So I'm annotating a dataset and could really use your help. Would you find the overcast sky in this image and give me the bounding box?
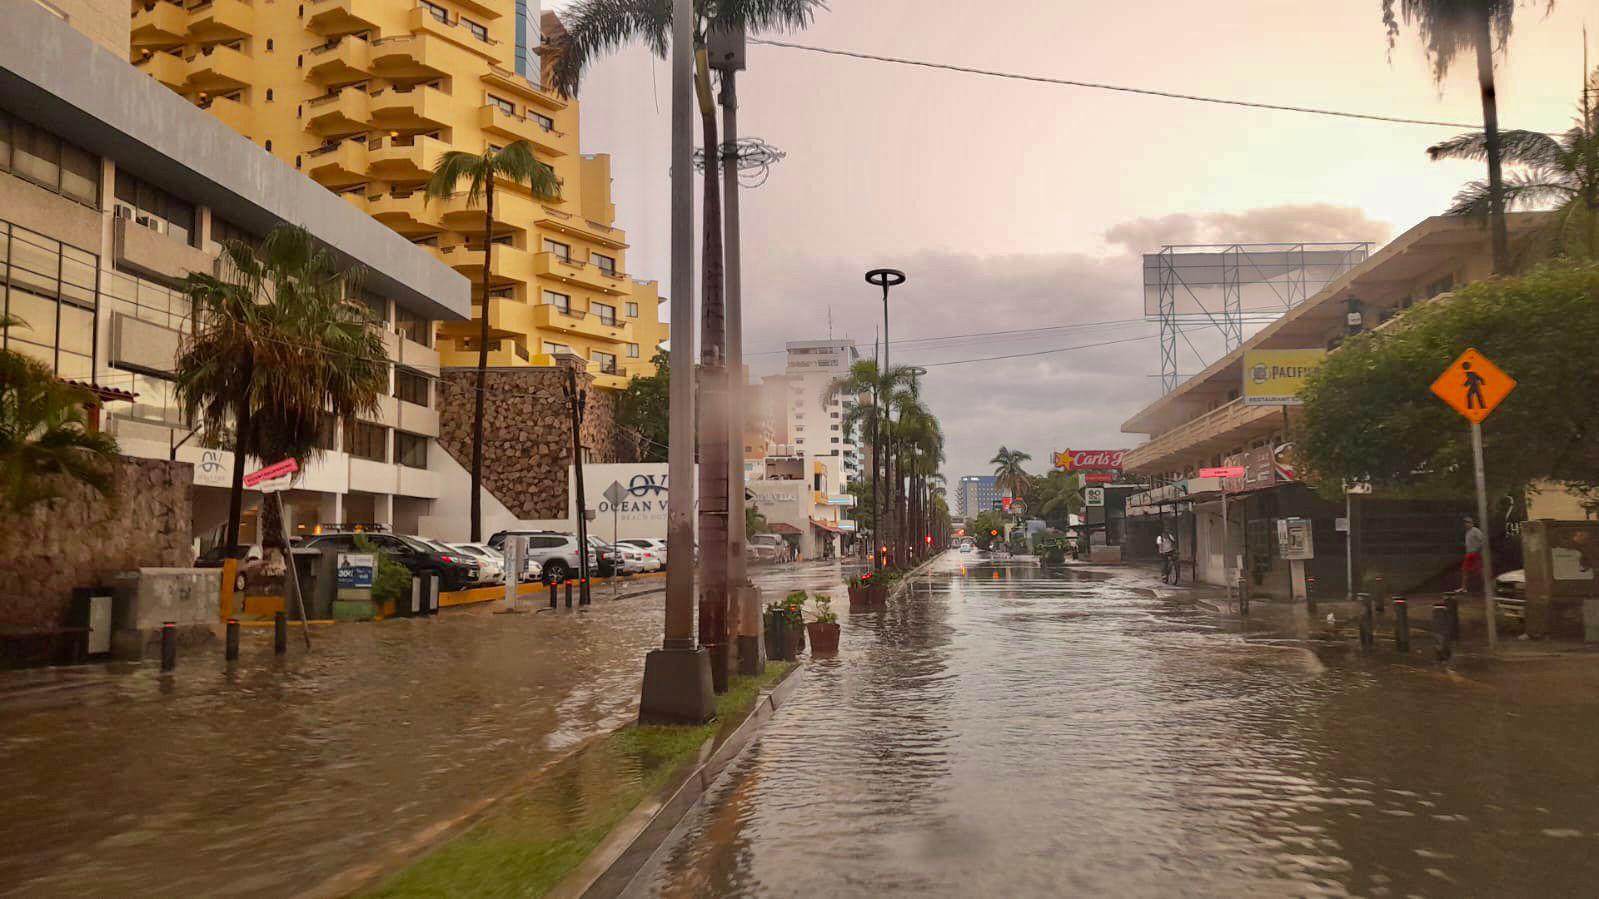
[549,0,1591,481]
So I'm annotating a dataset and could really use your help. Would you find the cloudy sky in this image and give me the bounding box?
[549,0,1590,479]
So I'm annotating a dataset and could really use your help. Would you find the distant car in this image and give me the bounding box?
[959,543,974,554]
[747,533,787,563]
[616,538,667,570]
[488,531,596,583]
[196,543,265,592]
[611,542,649,574]
[302,532,478,591]
[447,542,509,586]
[1496,568,1525,600]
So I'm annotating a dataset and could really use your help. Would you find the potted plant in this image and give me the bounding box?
[806,594,840,654]
[848,571,874,608]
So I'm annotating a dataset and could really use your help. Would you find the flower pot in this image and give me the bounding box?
[764,613,787,661]
[848,584,872,608]
[792,617,807,653]
[807,621,841,654]
[784,623,803,660]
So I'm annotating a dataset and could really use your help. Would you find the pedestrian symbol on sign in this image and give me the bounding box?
[1430,348,1515,424]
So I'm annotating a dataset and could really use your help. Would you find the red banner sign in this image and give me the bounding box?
[243,458,299,488]
[1053,449,1127,471]
[1083,473,1115,484]
[1199,466,1246,479]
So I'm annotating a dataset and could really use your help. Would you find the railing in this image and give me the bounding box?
[307,33,367,54]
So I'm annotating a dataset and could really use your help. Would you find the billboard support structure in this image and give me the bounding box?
[1145,242,1371,394]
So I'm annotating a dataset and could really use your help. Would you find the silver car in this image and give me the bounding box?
[487,531,596,583]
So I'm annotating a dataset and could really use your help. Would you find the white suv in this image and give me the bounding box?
[488,531,596,583]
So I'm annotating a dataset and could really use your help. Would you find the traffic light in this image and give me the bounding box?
[990,529,998,536]
[925,535,933,544]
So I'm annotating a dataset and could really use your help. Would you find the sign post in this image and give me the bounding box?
[1200,467,1247,606]
[604,481,627,601]
[1430,348,1515,650]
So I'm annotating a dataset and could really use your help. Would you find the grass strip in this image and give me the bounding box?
[367,662,793,898]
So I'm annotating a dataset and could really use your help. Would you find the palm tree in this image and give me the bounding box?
[1427,65,1599,260]
[425,141,561,542]
[825,360,907,566]
[990,446,1032,503]
[1383,0,1555,274]
[0,315,119,513]
[178,225,389,551]
[1031,469,1083,530]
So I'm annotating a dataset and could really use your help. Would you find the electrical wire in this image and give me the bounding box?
[748,37,1543,131]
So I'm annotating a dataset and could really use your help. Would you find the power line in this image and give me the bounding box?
[748,37,1510,130]
[917,333,1157,368]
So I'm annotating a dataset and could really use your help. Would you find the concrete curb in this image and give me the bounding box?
[886,554,943,602]
[554,663,806,899]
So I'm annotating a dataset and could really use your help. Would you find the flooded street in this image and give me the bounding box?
[642,555,1599,897]
[0,563,849,898]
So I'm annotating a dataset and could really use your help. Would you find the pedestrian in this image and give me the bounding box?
[1460,515,1485,593]
[1157,531,1178,584]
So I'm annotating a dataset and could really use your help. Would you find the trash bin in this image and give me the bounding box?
[290,547,334,620]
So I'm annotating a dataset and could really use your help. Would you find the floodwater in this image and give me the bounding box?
[0,562,846,898]
[639,555,1599,898]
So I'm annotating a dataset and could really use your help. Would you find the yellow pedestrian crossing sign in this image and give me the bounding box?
[1431,348,1515,423]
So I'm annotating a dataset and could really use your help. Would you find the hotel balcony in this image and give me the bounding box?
[370,83,451,132]
[303,86,371,136]
[367,190,444,237]
[531,302,631,344]
[437,336,531,368]
[197,94,252,135]
[588,363,628,391]
[304,136,369,186]
[134,48,188,91]
[367,132,448,180]
[336,186,369,213]
[305,34,372,84]
[482,64,568,113]
[434,189,527,236]
[369,33,451,81]
[477,104,567,158]
[533,251,629,296]
[185,43,250,93]
[1120,397,1282,476]
[536,205,627,251]
[305,0,381,37]
[451,0,501,20]
[185,0,252,41]
[408,6,497,60]
[131,1,186,49]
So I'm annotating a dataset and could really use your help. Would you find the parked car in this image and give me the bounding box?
[487,531,596,583]
[610,542,650,575]
[196,543,265,592]
[586,536,628,577]
[446,542,509,586]
[747,533,788,563]
[616,538,666,571]
[302,532,478,592]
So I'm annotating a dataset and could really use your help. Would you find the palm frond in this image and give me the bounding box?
[1427,129,1564,167]
[549,0,673,98]
[493,141,563,199]
[1444,172,1576,218]
[425,151,490,206]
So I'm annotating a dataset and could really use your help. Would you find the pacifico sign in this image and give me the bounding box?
[1053,449,1127,472]
[1242,348,1325,406]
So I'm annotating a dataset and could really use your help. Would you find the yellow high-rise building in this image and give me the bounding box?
[127,0,667,390]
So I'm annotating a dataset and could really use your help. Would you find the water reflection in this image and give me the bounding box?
[642,556,1599,897]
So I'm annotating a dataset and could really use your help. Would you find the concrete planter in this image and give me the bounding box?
[806,621,840,654]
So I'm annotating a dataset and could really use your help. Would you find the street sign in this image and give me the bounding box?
[243,457,299,488]
[1430,348,1515,423]
[603,480,627,507]
[1084,473,1115,484]
[256,474,294,494]
[1198,466,1246,479]
[1084,487,1105,507]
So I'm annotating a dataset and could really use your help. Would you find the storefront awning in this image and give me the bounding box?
[810,518,846,535]
[769,522,802,535]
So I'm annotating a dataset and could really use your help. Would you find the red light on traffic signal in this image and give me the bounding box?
[924,536,932,544]
[990,529,998,536]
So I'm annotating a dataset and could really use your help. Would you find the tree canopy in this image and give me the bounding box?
[1296,264,1599,499]
[617,350,669,462]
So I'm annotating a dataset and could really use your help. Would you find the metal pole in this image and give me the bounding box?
[277,492,311,648]
[614,502,620,602]
[1345,488,1354,602]
[1471,422,1499,649]
[1221,485,1231,607]
[661,0,697,652]
[722,67,749,595]
[568,369,591,605]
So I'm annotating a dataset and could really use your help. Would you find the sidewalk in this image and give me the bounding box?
[0,559,853,898]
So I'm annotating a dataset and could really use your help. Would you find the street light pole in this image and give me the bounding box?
[638,0,714,725]
[865,268,904,568]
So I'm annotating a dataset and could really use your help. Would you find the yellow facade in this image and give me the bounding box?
[127,0,668,389]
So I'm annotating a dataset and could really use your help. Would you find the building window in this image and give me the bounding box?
[542,340,570,355]
[593,301,616,325]
[487,93,515,116]
[396,431,428,468]
[345,421,388,462]
[626,342,639,358]
[0,110,100,207]
[592,350,618,374]
[394,367,430,406]
[207,216,258,256]
[314,415,338,451]
[831,437,840,444]
[395,305,431,346]
[0,222,98,378]
[266,88,274,102]
[462,17,488,42]
[543,290,571,313]
[419,0,448,23]
[266,38,274,50]
[529,111,554,131]
[625,301,638,318]
[592,252,616,274]
[114,170,197,247]
[543,238,570,261]
[264,140,273,152]
[355,290,389,325]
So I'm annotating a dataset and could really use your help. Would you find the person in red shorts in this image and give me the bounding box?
[1460,515,1485,592]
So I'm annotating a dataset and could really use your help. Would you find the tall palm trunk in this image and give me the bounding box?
[224,356,254,549]
[1474,12,1510,273]
[695,95,731,689]
[469,181,495,542]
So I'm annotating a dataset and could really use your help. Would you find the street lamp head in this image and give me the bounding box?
[865,268,906,289]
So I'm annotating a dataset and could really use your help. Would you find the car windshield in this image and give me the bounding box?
[398,535,441,554]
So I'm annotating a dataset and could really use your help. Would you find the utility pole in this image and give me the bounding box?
[565,366,591,605]
[637,0,714,725]
[866,269,904,567]
[711,25,761,676]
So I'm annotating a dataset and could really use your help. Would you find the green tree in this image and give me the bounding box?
[1427,64,1599,261]
[969,510,1005,550]
[1296,264,1599,498]
[745,503,768,535]
[825,359,910,565]
[0,315,119,512]
[1030,469,1083,529]
[1383,0,1555,274]
[990,446,1032,501]
[425,141,561,542]
[177,225,389,550]
[617,350,670,461]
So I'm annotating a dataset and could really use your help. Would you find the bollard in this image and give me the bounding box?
[1433,603,1454,661]
[1374,576,1387,617]
[580,578,591,607]
[1393,598,1410,653]
[1306,577,1318,614]
[225,618,240,662]
[1358,594,1374,651]
[1444,592,1459,643]
[548,580,558,609]
[274,611,287,655]
[160,621,177,672]
[1237,576,1250,616]
[565,580,573,609]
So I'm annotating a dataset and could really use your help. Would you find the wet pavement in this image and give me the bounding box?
[0,562,850,898]
[639,554,1599,897]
